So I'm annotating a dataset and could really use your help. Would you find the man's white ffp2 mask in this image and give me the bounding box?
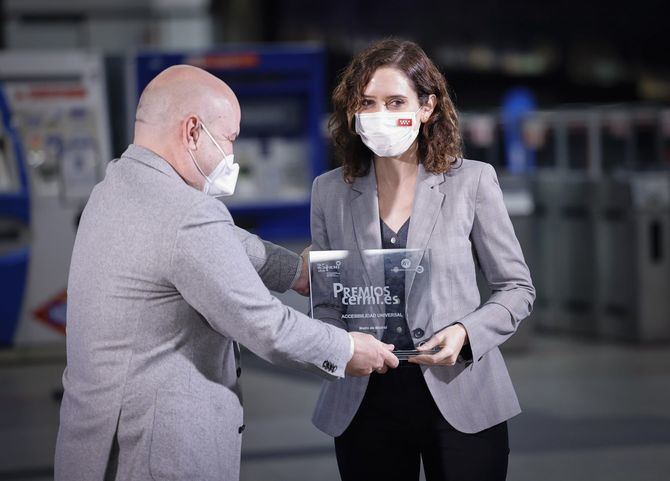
[188,122,239,197]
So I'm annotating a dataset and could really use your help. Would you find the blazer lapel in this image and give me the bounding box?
[350,162,382,252]
[406,164,445,299]
[349,164,385,329]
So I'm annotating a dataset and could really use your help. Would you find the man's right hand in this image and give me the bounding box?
[345,332,399,376]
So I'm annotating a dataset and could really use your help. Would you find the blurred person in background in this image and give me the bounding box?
[54,65,398,481]
[310,39,535,481]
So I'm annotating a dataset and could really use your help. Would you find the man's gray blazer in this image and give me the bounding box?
[54,145,351,481]
[311,159,535,436]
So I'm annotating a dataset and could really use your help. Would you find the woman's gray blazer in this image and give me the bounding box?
[311,159,536,436]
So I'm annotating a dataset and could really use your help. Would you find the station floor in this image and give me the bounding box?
[1,288,669,480]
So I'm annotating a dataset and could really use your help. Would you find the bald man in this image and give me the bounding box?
[54,65,398,481]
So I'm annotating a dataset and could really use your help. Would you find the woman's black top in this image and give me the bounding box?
[379,217,415,350]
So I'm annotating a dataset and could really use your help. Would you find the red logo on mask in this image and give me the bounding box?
[397,118,413,127]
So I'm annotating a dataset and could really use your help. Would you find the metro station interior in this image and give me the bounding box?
[0,1,668,480]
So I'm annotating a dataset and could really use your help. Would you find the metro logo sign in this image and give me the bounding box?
[397,118,413,127]
[33,290,67,335]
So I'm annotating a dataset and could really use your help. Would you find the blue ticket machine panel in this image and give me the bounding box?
[134,46,326,239]
[0,85,30,345]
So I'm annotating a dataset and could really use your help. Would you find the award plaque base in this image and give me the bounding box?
[393,347,441,361]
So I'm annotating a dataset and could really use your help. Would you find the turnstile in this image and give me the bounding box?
[533,174,599,336]
[595,174,670,342]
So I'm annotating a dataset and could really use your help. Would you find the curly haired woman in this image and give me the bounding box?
[310,38,535,481]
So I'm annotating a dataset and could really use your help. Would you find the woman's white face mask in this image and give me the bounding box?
[355,107,422,158]
[187,122,239,197]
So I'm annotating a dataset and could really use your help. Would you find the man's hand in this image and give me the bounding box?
[346,332,399,376]
[408,323,469,366]
[292,245,311,296]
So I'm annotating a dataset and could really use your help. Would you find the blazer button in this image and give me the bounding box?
[412,328,425,339]
[236,367,242,378]
[238,424,246,434]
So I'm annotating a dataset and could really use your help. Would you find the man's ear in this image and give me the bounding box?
[184,115,200,150]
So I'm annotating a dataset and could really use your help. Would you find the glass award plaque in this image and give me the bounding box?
[309,249,438,360]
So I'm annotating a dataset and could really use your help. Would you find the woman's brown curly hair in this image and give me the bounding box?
[330,38,463,182]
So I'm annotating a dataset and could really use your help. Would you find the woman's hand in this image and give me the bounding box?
[408,323,469,366]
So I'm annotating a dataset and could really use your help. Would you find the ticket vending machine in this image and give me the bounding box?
[0,51,112,345]
[132,45,327,239]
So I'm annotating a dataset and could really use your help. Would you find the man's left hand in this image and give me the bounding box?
[408,323,469,366]
[292,245,311,296]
